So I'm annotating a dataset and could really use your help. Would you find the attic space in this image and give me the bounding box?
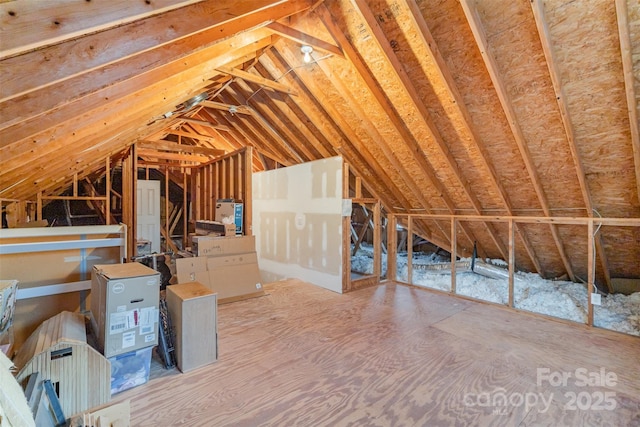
[0,0,639,425]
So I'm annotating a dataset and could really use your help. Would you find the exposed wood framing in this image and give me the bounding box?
[407,216,413,285]
[167,130,223,147]
[138,140,224,157]
[0,0,209,59]
[404,0,543,277]
[508,219,515,308]
[450,218,457,293]
[183,168,188,248]
[225,82,314,161]
[460,0,572,278]
[258,49,400,208]
[342,162,352,292]
[200,101,253,115]
[192,147,252,234]
[614,0,640,206]
[587,219,594,326]
[122,145,137,258]
[316,4,479,257]
[401,213,640,227]
[1,0,638,302]
[265,21,344,58]
[352,0,509,263]
[180,118,231,132]
[386,214,397,282]
[530,0,612,290]
[216,65,299,96]
[137,148,212,164]
[218,89,306,163]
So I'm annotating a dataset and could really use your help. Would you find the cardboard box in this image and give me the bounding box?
[175,257,209,285]
[176,253,263,303]
[193,235,255,257]
[69,399,131,427]
[109,346,152,395]
[206,252,262,301]
[91,263,160,358]
[166,282,217,372]
[194,220,235,237]
[215,201,243,235]
[0,280,18,335]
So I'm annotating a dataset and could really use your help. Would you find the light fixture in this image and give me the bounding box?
[301,45,313,63]
[229,105,238,115]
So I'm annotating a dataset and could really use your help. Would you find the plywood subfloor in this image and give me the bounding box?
[111,279,640,426]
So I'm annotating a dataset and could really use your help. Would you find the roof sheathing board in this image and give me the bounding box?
[366,0,507,213]
[255,52,403,205]
[274,32,447,212]
[633,0,640,117]
[544,0,639,217]
[260,51,416,211]
[600,226,640,281]
[0,34,272,199]
[329,0,475,211]
[475,0,585,212]
[418,0,542,213]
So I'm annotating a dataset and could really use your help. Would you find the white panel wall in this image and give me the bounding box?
[253,157,343,293]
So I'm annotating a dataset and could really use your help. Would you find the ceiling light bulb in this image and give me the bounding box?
[301,45,313,63]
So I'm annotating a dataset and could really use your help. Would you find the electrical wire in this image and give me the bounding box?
[244,53,333,105]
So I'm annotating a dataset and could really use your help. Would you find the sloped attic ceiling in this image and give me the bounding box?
[1,0,639,289]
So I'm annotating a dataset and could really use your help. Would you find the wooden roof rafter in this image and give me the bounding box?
[204,101,295,166]
[169,129,221,146]
[1,31,273,156]
[218,86,308,163]
[403,0,544,277]
[530,0,613,290]
[351,0,514,264]
[196,109,269,165]
[315,4,489,256]
[180,118,232,132]
[614,0,640,206]
[137,140,225,157]
[215,65,299,96]
[1,0,311,99]
[227,78,321,160]
[0,5,293,133]
[1,77,204,200]
[258,48,405,208]
[239,83,328,160]
[256,77,336,158]
[187,119,246,160]
[136,148,212,164]
[200,101,253,115]
[20,117,174,200]
[459,0,584,279]
[265,21,344,58]
[0,0,210,59]
[274,28,454,249]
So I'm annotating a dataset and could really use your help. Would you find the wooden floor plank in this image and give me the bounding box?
[433,301,640,397]
[110,280,639,426]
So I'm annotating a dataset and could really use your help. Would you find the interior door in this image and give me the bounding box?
[137,180,161,254]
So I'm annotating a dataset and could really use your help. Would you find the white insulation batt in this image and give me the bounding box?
[352,243,640,336]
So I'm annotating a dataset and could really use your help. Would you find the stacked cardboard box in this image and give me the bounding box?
[194,220,235,237]
[166,282,217,372]
[215,200,243,235]
[176,235,263,303]
[90,263,160,394]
